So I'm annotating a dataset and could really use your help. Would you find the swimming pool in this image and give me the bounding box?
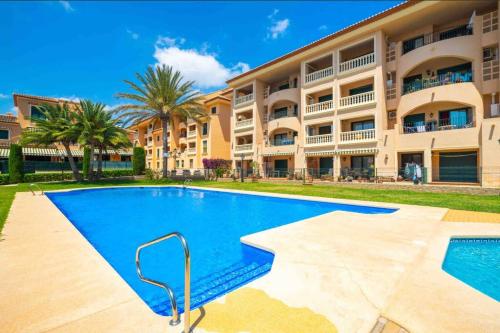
[47,187,396,315]
[442,238,500,301]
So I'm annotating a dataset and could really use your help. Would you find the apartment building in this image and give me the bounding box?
[130,88,232,171]
[0,94,132,162]
[228,0,500,187]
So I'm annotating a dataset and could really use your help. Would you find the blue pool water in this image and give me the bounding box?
[442,238,500,301]
[47,187,396,315]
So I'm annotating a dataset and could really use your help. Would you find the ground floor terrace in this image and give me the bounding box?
[0,184,498,333]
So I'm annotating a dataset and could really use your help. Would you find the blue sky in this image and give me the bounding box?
[0,1,401,114]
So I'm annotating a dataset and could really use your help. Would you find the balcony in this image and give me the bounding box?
[305,100,334,117]
[187,130,196,138]
[401,119,475,134]
[268,108,297,121]
[339,52,375,74]
[305,67,334,84]
[268,137,295,147]
[235,118,253,131]
[305,134,334,146]
[402,24,473,55]
[339,91,375,110]
[235,143,253,152]
[234,93,254,106]
[402,71,472,95]
[339,128,376,144]
[187,147,196,155]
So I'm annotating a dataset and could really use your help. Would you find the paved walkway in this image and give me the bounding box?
[1,187,499,333]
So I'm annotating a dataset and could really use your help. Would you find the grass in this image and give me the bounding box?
[1,179,499,234]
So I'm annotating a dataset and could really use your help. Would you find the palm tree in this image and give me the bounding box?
[75,100,108,181]
[96,115,131,178]
[116,65,205,177]
[21,103,82,181]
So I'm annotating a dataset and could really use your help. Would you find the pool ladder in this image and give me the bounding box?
[28,183,44,196]
[135,232,191,332]
[183,179,192,189]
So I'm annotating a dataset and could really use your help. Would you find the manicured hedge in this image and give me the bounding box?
[0,169,133,185]
[102,169,134,178]
[132,147,145,175]
[8,144,24,183]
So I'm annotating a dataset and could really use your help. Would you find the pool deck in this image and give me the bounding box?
[0,186,499,333]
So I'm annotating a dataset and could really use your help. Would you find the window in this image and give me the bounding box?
[318,125,332,135]
[156,135,160,142]
[483,46,498,62]
[273,106,288,119]
[439,107,472,128]
[349,84,373,96]
[156,162,159,169]
[176,160,180,168]
[351,120,374,131]
[351,155,374,170]
[202,140,208,154]
[0,129,9,140]
[156,149,160,158]
[202,123,208,135]
[189,159,193,168]
[181,160,184,168]
[211,106,217,114]
[318,94,333,103]
[30,105,46,120]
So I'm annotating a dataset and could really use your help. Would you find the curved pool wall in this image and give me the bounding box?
[442,238,500,302]
[47,187,397,315]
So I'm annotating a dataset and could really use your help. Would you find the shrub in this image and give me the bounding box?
[132,147,145,175]
[0,173,9,185]
[144,168,161,180]
[82,147,91,179]
[101,169,134,178]
[8,144,24,183]
[24,172,73,183]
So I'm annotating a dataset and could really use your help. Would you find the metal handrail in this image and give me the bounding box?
[28,183,44,196]
[183,178,192,188]
[135,232,191,332]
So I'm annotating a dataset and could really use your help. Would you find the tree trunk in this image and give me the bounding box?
[97,146,103,179]
[88,143,95,181]
[63,142,81,181]
[161,117,169,178]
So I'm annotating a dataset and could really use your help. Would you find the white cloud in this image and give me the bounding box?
[58,1,74,13]
[318,25,328,31]
[153,36,250,89]
[58,95,81,103]
[266,9,289,40]
[126,29,139,40]
[0,93,8,99]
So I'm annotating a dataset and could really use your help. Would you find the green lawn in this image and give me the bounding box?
[1,179,499,234]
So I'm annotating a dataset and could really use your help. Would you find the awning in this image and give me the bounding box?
[305,148,378,156]
[262,151,294,157]
[22,147,62,157]
[305,150,336,156]
[0,148,9,158]
[336,148,378,155]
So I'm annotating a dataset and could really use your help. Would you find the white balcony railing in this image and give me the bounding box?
[340,128,376,143]
[305,100,334,115]
[339,91,375,109]
[235,143,253,152]
[187,147,196,155]
[187,130,196,138]
[235,118,253,129]
[339,52,375,73]
[234,93,254,106]
[305,66,334,84]
[305,134,334,146]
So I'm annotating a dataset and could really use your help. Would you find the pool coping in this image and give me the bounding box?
[1,186,500,333]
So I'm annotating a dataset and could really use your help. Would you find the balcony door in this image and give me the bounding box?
[439,108,471,127]
[351,155,374,170]
[403,113,425,127]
